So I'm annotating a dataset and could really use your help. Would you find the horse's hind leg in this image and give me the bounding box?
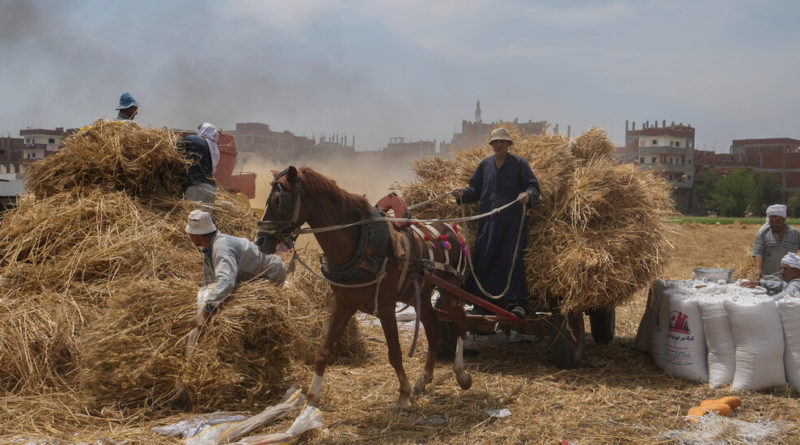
[377,306,412,411]
[440,288,472,390]
[413,285,438,395]
[308,302,357,405]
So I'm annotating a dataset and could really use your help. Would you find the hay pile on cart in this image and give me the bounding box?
[0,120,362,439]
[400,127,675,313]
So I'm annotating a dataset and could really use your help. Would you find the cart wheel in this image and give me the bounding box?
[588,307,615,345]
[551,311,585,369]
[437,321,457,361]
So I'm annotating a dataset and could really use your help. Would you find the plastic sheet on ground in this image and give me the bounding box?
[182,386,304,445]
[151,412,247,438]
[487,408,512,418]
[665,412,786,444]
[230,406,324,444]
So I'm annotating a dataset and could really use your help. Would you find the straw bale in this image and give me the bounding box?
[398,127,674,313]
[24,119,189,199]
[570,127,616,161]
[0,290,87,392]
[76,268,364,412]
[75,278,286,411]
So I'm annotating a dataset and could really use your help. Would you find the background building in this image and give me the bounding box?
[384,137,435,159]
[617,118,800,210]
[231,123,354,162]
[616,120,696,207]
[439,101,550,155]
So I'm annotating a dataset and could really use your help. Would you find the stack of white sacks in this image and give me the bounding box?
[637,279,800,391]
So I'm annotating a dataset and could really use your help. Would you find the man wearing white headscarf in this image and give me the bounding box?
[742,252,800,300]
[177,123,219,210]
[752,204,800,279]
[197,123,220,174]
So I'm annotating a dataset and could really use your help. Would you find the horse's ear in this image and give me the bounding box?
[286,166,298,184]
[271,169,280,178]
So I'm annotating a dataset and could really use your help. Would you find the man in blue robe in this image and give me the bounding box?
[452,128,540,317]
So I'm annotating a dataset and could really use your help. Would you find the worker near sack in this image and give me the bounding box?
[450,127,540,317]
[115,92,139,121]
[178,123,220,209]
[752,204,800,280]
[741,252,800,300]
[185,210,286,329]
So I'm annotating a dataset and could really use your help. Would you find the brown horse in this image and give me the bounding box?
[255,166,471,410]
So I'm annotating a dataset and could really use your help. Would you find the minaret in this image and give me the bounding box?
[475,99,482,123]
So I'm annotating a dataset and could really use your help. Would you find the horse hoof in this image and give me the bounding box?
[457,373,472,390]
[393,402,411,413]
[412,376,432,395]
[306,390,319,405]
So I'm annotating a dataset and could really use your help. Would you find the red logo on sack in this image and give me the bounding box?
[669,311,691,334]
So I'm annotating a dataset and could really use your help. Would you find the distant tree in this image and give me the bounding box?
[751,173,781,216]
[788,194,800,218]
[710,169,755,217]
[693,170,721,212]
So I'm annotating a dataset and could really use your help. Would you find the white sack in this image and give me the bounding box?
[725,296,786,391]
[665,293,708,382]
[649,286,673,370]
[698,295,736,388]
[776,296,800,391]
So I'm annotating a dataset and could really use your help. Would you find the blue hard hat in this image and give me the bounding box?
[116,92,140,110]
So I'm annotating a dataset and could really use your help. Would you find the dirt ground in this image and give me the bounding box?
[3,223,799,443]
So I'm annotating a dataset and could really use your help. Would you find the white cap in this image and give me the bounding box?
[185,210,217,235]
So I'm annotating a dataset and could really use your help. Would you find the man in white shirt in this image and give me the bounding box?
[185,210,286,329]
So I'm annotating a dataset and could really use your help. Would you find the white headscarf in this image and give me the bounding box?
[782,252,800,270]
[197,123,220,174]
[766,204,787,219]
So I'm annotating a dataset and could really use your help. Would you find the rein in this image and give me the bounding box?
[458,201,528,300]
[257,197,521,237]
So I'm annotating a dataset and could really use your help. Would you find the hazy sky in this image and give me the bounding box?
[2,0,799,152]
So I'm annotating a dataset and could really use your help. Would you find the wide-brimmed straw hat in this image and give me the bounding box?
[489,128,513,144]
[185,210,217,235]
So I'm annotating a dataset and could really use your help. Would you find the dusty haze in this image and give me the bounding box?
[239,153,419,211]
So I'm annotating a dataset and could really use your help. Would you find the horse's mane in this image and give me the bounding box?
[298,167,372,216]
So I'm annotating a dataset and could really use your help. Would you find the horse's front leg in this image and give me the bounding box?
[308,301,357,405]
[378,303,412,411]
[413,285,437,395]
[441,289,472,390]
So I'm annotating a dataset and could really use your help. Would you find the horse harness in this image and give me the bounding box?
[257,168,306,249]
[259,172,467,316]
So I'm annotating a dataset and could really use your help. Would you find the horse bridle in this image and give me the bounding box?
[256,168,305,252]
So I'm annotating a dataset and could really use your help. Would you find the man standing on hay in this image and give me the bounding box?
[185,210,286,329]
[178,123,220,210]
[115,92,139,121]
[451,127,540,317]
[752,204,800,280]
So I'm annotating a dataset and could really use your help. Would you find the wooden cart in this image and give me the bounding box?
[426,273,615,369]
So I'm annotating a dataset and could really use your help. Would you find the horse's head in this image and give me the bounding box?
[255,166,308,254]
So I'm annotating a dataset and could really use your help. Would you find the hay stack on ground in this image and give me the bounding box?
[25,119,189,198]
[399,126,674,313]
[0,119,363,418]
